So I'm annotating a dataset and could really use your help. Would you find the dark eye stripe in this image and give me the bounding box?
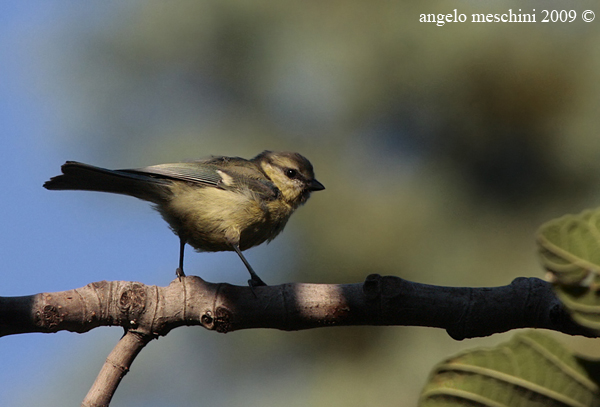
[285,168,298,179]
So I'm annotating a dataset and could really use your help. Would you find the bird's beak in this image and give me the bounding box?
[309,179,325,191]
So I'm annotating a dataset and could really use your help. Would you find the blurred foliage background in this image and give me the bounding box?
[2,0,600,405]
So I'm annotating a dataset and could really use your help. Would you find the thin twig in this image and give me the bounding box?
[81,330,154,407]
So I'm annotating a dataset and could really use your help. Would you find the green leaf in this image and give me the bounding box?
[537,208,600,332]
[419,331,600,407]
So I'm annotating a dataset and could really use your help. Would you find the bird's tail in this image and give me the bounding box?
[43,161,171,203]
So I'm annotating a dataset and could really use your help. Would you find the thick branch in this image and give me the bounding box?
[0,275,594,340]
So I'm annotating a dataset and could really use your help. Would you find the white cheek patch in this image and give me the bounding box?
[216,170,235,186]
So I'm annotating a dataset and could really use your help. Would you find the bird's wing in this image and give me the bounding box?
[122,162,280,200]
[122,163,224,187]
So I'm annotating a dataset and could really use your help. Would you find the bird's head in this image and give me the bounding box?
[253,151,325,207]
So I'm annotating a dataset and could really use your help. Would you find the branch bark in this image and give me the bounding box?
[0,274,594,339]
[1,274,595,406]
[81,330,152,407]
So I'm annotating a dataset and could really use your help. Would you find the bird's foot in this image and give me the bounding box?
[248,275,267,287]
[176,267,186,281]
[247,276,267,298]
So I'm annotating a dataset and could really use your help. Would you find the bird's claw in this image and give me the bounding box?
[176,267,186,281]
[248,276,267,287]
[247,276,267,298]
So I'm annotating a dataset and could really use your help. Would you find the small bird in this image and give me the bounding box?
[44,151,324,287]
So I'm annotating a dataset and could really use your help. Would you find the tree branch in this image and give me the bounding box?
[3,274,595,406]
[0,274,594,339]
[81,330,152,407]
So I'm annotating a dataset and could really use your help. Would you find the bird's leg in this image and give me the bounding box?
[231,244,267,287]
[175,238,186,280]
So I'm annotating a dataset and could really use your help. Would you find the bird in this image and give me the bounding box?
[43,150,325,287]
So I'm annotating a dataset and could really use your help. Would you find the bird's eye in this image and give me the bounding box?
[285,168,298,179]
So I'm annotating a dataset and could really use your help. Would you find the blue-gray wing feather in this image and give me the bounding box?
[122,163,223,187]
[121,161,280,200]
